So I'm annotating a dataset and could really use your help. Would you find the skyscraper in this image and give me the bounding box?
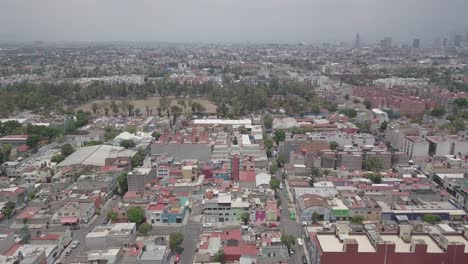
[380,37,392,49]
[412,38,420,49]
[454,34,463,48]
[354,33,361,49]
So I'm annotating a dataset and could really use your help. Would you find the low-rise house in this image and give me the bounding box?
[136,241,170,264]
[88,248,123,264]
[52,201,95,224]
[297,194,332,222]
[0,187,26,206]
[85,223,137,250]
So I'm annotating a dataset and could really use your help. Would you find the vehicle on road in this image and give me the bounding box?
[268,223,277,228]
[71,240,80,248]
[65,250,72,256]
[289,248,295,255]
[103,217,109,224]
[302,255,308,264]
[297,238,303,246]
[112,195,117,200]
[175,254,181,263]
[202,223,213,228]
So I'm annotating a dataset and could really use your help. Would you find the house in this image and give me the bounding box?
[146,195,189,224]
[136,241,170,264]
[297,194,332,222]
[88,248,123,264]
[0,187,26,206]
[86,223,137,250]
[52,201,95,224]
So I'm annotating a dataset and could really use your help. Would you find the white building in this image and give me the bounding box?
[371,108,389,125]
[307,132,375,147]
[404,136,429,159]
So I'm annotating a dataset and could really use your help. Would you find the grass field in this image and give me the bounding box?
[77,97,217,114]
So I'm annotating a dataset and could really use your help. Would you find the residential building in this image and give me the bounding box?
[85,223,137,249]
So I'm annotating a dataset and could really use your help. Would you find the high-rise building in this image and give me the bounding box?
[413,38,420,49]
[380,37,392,49]
[354,33,361,49]
[454,34,463,47]
[443,38,448,48]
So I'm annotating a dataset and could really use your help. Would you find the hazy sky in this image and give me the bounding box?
[0,0,467,44]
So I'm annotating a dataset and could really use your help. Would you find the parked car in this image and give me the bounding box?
[175,254,181,263]
[103,217,109,224]
[202,223,213,228]
[65,250,72,256]
[268,223,277,228]
[289,248,295,255]
[302,256,308,264]
[71,240,80,248]
[297,238,303,246]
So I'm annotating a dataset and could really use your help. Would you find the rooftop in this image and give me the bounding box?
[316,234,375,252]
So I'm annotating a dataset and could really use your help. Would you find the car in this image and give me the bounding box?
[112,195,117,200]
[71,240,80,248]
[175,254,181,263]
[302,221,308,226]
[65,250,72,256]
[202,223,213,228]
[289,248,295,255]
[103,217,109,224]
[302,256,308,264]
[268,223,277,228]
[289,212,296,220]
[297,238,303,246]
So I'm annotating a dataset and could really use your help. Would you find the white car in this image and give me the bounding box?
[71,240,80,249]
[203,223,213,228]
[297,238,303,246]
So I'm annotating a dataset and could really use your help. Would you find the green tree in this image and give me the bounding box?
[107,211,118,222]
[270,163,278,175]
[363,99,372,109]
[2,201,16,219]
[344,94,350,100]
[51,154,65,163]
[363,157,384,172]
[451,118,466,132]
[117,172,128,194]
[276,153,287,167]
[241,212,250,225]
[132,150,145,167]
[120,139,135,149]
[273,129,286,145]
[430,108,446,117]
[264,137,274,150]
[380,121,388,131]
[281,234,296,254]
[213,248,225,263]
[423,214,441,224]
[270,178,281,190]
[169,232,184,251]
[151,131,161,140]
[26,134,42,148]
[365,173,382,184]
[351,215,365,224]
[139,223,153,236]
[264,115,273,130]
[311,211,320,223]
[311,167,321,177]
[126,207,145,226]
[329,141,339,151]
[61,144,74,157]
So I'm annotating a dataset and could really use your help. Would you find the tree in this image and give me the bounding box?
[451,118,466,132]
[270,178,281,190]
[107,211,118,222]
[311,211,320,223]
[273,129,286,145]
[329,141,339,151]
[139,223,153,236]
[120,139,135,149]
[311,167,321,177]
[159,97,172,113]
[264,115,273,130]
[26,134,42,148]
[117,172,128,194]
[365,173,382,184]
[281,234,296,254]
[110,100,119,115]
[270,163,278,175]
[363,157,384,172]
[339,108,357,118]
[169,232,184,251]
[380,121,388,131]
[132,150,145,167]
[61,144,74,157]
[353,98,360,104]
[423,214,441,224]
[351,215,365,224]
[213,248,225,263]
[363,99,372,109]
[126,207,145,226]
[151,131,161,140]
[276,153,287,167]
[240,212,250,225]
[430,108,446,117]
[264,137,274,150]
[2,201,16,219]
[344,94,350,100]
[51,154,65,163]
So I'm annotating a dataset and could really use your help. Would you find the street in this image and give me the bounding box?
[58,197,119,264]
[274,160,307,264]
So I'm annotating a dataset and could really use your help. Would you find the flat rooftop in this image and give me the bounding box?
[412,235,443,253]
[445,236,468,253]
[316,234,375,252]
[381,235,411,252]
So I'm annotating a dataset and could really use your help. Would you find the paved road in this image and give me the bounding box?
[58,198,118,264]
[274,160,306,264]
[179,198,202,264]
